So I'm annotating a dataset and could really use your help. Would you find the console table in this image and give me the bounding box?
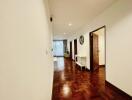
[75,55,87,70]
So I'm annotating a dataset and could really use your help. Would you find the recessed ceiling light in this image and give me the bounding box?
[64,33,66,34]
[68,23,72,26]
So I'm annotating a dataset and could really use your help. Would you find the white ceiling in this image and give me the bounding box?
[49,0,117,36]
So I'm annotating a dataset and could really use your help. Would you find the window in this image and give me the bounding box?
[53,41,64,56]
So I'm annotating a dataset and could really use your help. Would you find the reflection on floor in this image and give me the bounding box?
[52,57,131,100]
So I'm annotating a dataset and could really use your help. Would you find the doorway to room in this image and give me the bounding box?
[89,26,106,71]
[74,39,77,60]
[70,41,72,59]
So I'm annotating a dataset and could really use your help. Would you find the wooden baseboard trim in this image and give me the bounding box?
[105,81,132,99]
[99,65,105,67]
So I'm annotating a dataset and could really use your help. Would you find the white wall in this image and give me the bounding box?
[98,30,105,65]
[67,0,132,96]
[68,32,90,69]
[0,0,53,100]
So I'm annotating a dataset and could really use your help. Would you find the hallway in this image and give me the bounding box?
[52,57,131,100]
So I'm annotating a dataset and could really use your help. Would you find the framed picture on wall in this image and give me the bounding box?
[79,35,84,45]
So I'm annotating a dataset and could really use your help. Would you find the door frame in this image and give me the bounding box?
[70,41,72,59]
[74,39,77,60]
[89,26,106,71]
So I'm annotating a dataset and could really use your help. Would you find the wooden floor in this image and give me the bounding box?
[52,57,131,100]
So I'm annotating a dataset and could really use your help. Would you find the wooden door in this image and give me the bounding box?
[90,33,99,71]
[70,42,72,59]
[93,34,99,70]
[74,39,77,60]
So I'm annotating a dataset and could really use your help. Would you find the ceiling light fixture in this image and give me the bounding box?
[68,23,72,26]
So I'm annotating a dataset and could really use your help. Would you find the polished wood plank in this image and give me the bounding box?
[52,57,132,100]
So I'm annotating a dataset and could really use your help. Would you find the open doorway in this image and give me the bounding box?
[70,41,72,59]
[89,26,106,71]
[74,39,77,60]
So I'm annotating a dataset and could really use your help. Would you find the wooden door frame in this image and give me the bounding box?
[89,26,106,71]
[74,39,77,60]
[70,41,72,59]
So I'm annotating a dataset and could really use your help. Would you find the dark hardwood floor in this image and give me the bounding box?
[52,57,132,100]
